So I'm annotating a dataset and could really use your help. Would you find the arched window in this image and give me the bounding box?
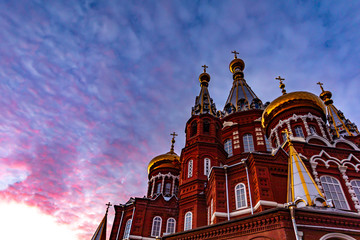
[224,139,233,157]
[235,183,247,209]
[204,158,211,177]
[166,218,176,234]
[320,232,357,240]
[188,160,193,178]
[281,132,287,143]
[243,134,254,152]
[151,216,162,237]
[156,183,162,194]
[174,184,179,196]
[320,176,349,210]
[123,219,132,239]
[190,122,197,137]
[294,126,305,138]
[203,120,210,133]
[164,183,171,195]
[265,137,271,152]
[309,125,317,135]
[184,212,192,230]
[350,179,360,202]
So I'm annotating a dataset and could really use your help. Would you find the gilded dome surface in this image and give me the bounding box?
[261,91,326,130]
[147,151,180,174]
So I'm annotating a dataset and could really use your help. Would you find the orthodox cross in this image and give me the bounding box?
[317,82,324,92]
[282,129,292,143]
[202,65,208,73]
[105,202,112,214]
[170,132,178,152]
[231,50,239,59]
[275,76,286,95]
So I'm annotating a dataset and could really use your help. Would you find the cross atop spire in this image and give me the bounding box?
[231,50,239,59]
[170,132,178,153]
[202,65,208,73]
[282,129,291,143]
[105,202,112,214]
[276,76,286,95]
[317,82,324,92]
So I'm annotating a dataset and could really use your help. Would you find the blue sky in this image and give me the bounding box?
[0,0,359,239]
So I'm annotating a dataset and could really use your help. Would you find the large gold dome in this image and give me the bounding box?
[147,151,180,174]
[261,91,326,131]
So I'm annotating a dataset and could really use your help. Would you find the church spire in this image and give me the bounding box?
[91,202,111,240]
[283,130,328,207]
[317,82,359,138]
[223,51,263,115]
[191,65,217,116]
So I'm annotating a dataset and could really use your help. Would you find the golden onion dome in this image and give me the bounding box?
[261,91,326,131]
[147,151,180,174]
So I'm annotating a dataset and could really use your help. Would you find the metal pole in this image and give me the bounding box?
[289,205,300,240]
[245,164,253,214]
[224,165,230,221]
[115,206,125,240]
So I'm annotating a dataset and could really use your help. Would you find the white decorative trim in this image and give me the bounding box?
[129,235,156,240]
[223,121,237,128]
[318,231,358,239]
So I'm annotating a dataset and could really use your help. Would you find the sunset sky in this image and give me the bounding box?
[1,1,360,239]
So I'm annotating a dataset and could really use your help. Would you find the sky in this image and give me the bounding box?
[0,0,360,239]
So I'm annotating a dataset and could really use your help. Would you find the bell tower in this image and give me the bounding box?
[178,66,227,231]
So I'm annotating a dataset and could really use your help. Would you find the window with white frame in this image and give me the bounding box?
[309,125,317,135]
[123,219,132,239]
[294,126,305,138]
[320,176,349,210]
[151,216,162,237]
[188,160,193,178]
[265,137,271,152]
[243,134,254,152]
[184,212,192,230]
[235,183,247,209]
[156,183,162,194]
[166,218,176,234]
[224,139,233,157]
[204,158,211,177]
[350,179,360,202]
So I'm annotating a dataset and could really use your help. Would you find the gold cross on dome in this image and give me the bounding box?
[170,132,178,153]
[275,76,285,84]
[105,202,112,214]
[317,82,324,92]
[231,50,239,59]
[202,65,208,73]
[170,132,178,139]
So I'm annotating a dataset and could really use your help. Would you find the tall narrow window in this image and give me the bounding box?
[204,158,211,177]
[294,126,305,138]
[190,122,197,137]
[243,134,254,152]
[123,219,132,239]
[164,183,171,195]
[224,139,233,157]
[156,183,162,194]
[309,125,317,135]
[188,160,193,178]
[203,120,210,133]
[265,137,271,152]
[184,212,192,230]
[320,176,349,210]
[174,184,179,196]
[151,216,162,237]
[281,132,287,143]
[350,180,360,202]
[166,218,176,234]
[235,183,247,209]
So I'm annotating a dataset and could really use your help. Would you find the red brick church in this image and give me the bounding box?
[93,53,360,240]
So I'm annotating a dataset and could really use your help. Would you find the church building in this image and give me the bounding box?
[106,53,360,240]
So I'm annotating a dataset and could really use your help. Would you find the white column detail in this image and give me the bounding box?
[171,177,176,195]
[316,118,327,138]
[301,117,310,135]
[286,121,293,137]
[151,179,155,197]
[338,166,360,213]
[161,175,165,194]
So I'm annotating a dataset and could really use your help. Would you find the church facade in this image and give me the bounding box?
[108,54,360,240]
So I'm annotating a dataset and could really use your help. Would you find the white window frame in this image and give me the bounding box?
[151,216,162,237]
[204,158,211,177]
[243,134,254,152]
[265,137,271,152]
[309,125,317,135]
[166,218,176,234]
[156,182,162,194]
[188,160,193,178]
[294,126,305,138]
[320,175,349,210]
[224,139,233,157]
[123,219,132,239]
[164,182,171,195]
[235,183,247,209]
[350,179,360,202]
[184,211,192,231]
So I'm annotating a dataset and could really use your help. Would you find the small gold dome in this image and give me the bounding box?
[261,91,326,131]
[147,151,180,174]
[229,58,245,74]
